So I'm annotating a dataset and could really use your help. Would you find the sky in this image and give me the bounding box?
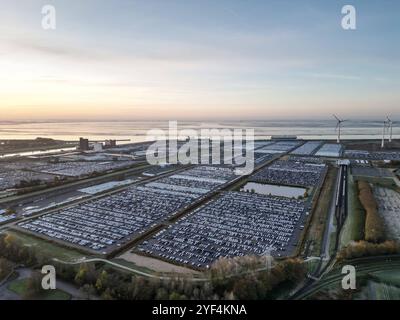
[0,0,399,121]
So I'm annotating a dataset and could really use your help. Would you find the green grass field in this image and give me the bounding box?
[111,258,161,275]
[8,279,71,300]
[368,281,400,300]
[356,176,397,188]
[340,175,365,248]
[7,230,84,261]
[372,270,400,287]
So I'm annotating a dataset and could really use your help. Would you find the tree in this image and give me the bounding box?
[24,272,43,299]
[80,284,96,300]
[0,258,13,281]
[75,263,98,286]
[95,270,109,292]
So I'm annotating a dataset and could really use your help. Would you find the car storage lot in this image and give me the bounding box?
[0,168,58,191]
[137,192,309,268]
[250,159,327,188]
[31,160,137,177]
[16,166,237,254]
[290,141,322,156]
[315,143,343,157]
[344,150,400,161]
[254,141,302,154]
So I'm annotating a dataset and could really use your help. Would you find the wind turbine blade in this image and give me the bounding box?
[333,114,340,122]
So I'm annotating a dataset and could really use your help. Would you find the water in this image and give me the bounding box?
[0,120,398,142]
[0,147,77,159]
[242,182,307,198]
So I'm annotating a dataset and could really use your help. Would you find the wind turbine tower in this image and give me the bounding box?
[333,114,346,143]
[381,119,388,148]
[387,116,393,142]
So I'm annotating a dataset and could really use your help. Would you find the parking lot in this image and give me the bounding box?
[250,159,327,187]
[287,156,324,164]
[0,209,16,224]
[291,141,322,155]
[0,168,57,191]
[17,165,237,254]
[345,150,400,161]
[315,143,343,157]
[31,160,137,177]
[18,185,196,253]
[138,192,309,268]
[254,141,302,154]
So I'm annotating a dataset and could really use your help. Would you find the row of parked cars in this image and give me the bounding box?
[0,168,55,191]
[18,184,197,252]
[18,165,238,253]
[254,141,302,154]
[344,150,400,161]
[138,192,308,268]
[251,159,327,188]
[32,160,136,177]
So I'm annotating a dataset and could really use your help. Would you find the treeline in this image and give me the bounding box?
[209,256,306,300]
[338,181,396,260]
[338,240,399,260]
[0,233,305,300]
[358,181,386,243]
[15,176,69,194]
[0,234,39,266]
[0,258,13,282]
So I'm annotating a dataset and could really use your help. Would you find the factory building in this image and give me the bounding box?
[79,137,89,151]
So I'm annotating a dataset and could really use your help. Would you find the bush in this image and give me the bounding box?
[338,240,400,260]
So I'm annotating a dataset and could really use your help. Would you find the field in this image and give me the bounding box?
[340,175,365,247]
[372,270,400,287]
[6,230,84,262]
[8,279,71,300]
[357,281,400,300]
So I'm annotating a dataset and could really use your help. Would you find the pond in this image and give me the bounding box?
[241,182,307,198]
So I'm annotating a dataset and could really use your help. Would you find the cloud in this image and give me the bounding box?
[306,73,362,81]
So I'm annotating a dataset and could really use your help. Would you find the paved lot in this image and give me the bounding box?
[345,150,400,161]
[138,192,309,268]
[32,160,136,177]
[251,159,326,187]
[291,141,322,155]
[17,166,237,254]
[315,143,342,157]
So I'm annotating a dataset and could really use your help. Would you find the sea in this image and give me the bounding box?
[0,120,397,143]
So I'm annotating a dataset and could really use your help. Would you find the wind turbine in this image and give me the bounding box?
[387,116,393,142]
[333,114,347,143]
[381,119,388,148]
